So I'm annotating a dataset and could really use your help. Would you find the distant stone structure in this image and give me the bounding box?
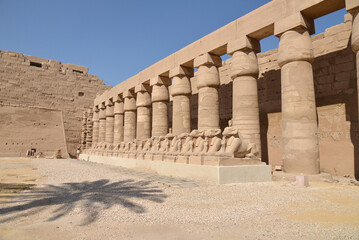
[80,0,357,181]
[0,51,110,157]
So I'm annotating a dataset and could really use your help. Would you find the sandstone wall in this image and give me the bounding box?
[0,51,110,156]
[0,104,68,157]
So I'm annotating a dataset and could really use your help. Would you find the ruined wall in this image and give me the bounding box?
[211,15,357,176]
[0,51,110,156]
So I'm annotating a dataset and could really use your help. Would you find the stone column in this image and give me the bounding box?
[228,37,262,157]
[86,108,93,149]
[169,66,193,135]
[92,106,100,146]
[105,99,114,144]
[151,76,170,137]
[275,13,319,174]
[123,90,136,142]
[113,95,124,144]
[98,103,106,143]
[347,1,359,125]
[135,84,152,140]
[194,53,221,130]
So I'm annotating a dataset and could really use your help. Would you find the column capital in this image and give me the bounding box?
[123,89,135,99]
[105,100,114,117]
[135,83,151,93]
[227,36,260,55]
[136,85,151,107]
[169,66,193,78]
[194,53,222,68]
[113,94,123,103]
[274,12,315,37]
[99,102,106,119]
[105,98,113,107]
[99,102,106,110]
[152,84,169,102]
[114,101,124,114]
[150,76,170,86]
[346,0,359,14]
[230,50,259,80]
[123,96,136,111]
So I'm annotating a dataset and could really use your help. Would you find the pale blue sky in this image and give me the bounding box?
[0,0,347,86]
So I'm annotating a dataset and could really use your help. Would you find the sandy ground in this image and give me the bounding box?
[0,157,358,240]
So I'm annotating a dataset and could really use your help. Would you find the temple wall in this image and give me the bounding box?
[0,51,110,156]
[0,104,68,157]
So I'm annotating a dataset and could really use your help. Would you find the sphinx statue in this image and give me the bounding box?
[129,140,137,152]
[136,140,143,152]
[142,138,152,152]
[179,133,192,154]
[204,129,222,155]
[190,130,205,155]
[216,126,250,158]
[168,134,181,154]
[150,136,161,152]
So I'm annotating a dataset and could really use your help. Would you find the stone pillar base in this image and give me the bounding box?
[79,153,272,184]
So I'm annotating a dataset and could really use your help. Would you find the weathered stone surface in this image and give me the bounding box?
[0,51,109,156]
[84,5,357,178]
[0,104,68,157]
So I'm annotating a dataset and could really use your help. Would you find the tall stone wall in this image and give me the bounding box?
[0,51,110,156]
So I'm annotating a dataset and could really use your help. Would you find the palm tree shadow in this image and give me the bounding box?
[0,179,167,225]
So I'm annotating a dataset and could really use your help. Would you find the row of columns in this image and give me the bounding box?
[87,9,359,176]
[91,48,263,158]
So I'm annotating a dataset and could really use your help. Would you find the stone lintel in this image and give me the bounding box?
[346,0,359,13]
[150,76,171,86]
[169,66,194,78]
[194,53,222,68]
[105,98,113,107]
[227,36,261,55]
[122,89,135,98]
[274,12,315,37]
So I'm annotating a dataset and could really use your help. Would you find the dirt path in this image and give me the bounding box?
[0,157,358,240]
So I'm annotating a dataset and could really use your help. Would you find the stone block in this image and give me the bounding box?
[296,175,309,187]
[194,53,222,68]
[218,165,272,184]
[136,153,145,160]
[135,83,150,93]
[153,154,164,161]
[150,76,170,86]
[176,156,189,164]
[274,12,315,36]
[188,156,203,165]
[144,153,154,161]
[164,155,176,163]
[227,36,260,54]
[169,66,193,78]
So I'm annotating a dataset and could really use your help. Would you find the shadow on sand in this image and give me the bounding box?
[0,179,167,225]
